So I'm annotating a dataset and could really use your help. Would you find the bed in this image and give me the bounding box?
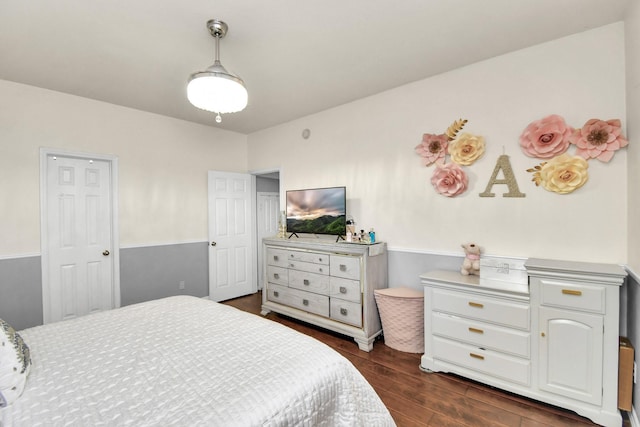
[1,295,395,426]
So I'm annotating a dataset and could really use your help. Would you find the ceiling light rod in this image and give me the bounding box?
[187,19,248,124]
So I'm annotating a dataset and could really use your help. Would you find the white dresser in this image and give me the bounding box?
[261,237,388,351]
[420,258,626,427]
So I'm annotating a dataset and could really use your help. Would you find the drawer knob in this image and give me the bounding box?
[541,332,545,337]
[340,264,347,271]
[468,302,484,308]
[319,268,323,272]
[562,289,582,296]
[303,279,310,286]
[339,286,347,294]
[274,255,279,261]
[274,291,279,297]
[340,308,348,316]
[468,327,484,334]
[274,273,279,279]
[470,353,485,360]
[303,299,309,306]
[318,257,323,262]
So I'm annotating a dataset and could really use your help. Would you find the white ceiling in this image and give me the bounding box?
[0,0,630,135]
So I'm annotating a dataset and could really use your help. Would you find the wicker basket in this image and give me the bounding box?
[374,287,424,353]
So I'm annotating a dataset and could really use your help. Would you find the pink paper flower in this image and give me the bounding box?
[431,162,468,197]
[570,118,628,162]
[519,114,573,159]
[415,133,449,166]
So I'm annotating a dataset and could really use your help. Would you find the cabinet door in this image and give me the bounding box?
[538,306,603,405]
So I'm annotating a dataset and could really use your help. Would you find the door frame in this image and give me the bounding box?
[250,168,282,291]
[39,148,121,322]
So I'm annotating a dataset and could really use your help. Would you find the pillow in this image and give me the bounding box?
[0,318,31,407]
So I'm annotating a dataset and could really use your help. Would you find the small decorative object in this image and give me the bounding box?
[415,133,449,166]
[277,211,287,238]
[448,133,486,166]
[479,154,525,198]
[460,243,481,276]
[521,115,626,194]
[431,162,468,197]
[415,119,483,197]
[519,114,573,159]
[570,118,628,162]
[527,153,589,194]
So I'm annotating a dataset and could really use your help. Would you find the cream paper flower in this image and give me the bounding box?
[535,153,589,194]
[449,133,485,166]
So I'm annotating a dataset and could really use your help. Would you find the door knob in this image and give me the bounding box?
[102,250,110,256]
[211,241,217,246]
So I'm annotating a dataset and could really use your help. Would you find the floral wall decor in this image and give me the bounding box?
[521,115,628,194]
[415,119,486,197]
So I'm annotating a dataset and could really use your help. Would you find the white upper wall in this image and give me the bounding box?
[0,81,248,256]
[248,23,628,263]
[626,2,640,273]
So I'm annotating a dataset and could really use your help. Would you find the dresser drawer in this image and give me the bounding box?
[330,254,361,280]
[268,284,329,317]
[431,312,530,358]
[433,336,530,386]
[266,248,290,268]
[266,265,288,286]
[538,279,605,314]
[330,276,361,303]
[330,298,362,327]
[287,260,329,275]
[289,270,330,294]
[432,289,529,330]
[287,250,330,265]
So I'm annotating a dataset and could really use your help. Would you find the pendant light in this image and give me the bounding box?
[187,19,248,123]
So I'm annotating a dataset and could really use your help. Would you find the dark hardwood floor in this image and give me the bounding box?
[222,291,600,427]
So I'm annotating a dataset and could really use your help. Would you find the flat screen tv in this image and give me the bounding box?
[286,186,346,239]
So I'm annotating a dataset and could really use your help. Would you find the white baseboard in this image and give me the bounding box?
[630,407,639,427]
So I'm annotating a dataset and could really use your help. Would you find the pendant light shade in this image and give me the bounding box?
[187,20,247,122]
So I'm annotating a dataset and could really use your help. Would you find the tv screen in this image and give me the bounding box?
[286,186,346,236]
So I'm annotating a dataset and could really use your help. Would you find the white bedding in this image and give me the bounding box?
[1,296,395,426]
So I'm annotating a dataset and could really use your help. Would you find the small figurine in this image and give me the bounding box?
[461,243,481,276]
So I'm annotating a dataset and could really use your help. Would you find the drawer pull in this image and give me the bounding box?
[468,327,484,334]
[273,291,279,297]
[340,264,347,271]
[468,302,484,308]
[318,268,324,273]
[273,255,279,261]
[318,257,323,262]
[340,308,348,316]
[339,286,347,294]
[562,289,582,296]
[303,279,310,286]
[273,273,280,279]
[302,299,309,306]
[470,353,485,360]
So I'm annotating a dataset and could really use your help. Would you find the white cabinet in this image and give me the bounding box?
[420,259,626,427]
[261,237,388,351]
[420,271,532,389]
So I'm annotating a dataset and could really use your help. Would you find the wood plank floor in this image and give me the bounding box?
[222,291,600,427]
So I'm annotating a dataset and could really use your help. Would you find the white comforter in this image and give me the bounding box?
[1,296,395,426]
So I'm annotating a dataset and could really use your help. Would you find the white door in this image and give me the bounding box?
[41,151,119,324]
[256,192,279,289]
[208,171,256,301]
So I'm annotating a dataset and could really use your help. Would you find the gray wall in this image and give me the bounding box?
[0,256,42,330]
[256,176,279,193]
[0,241,208,330]
[120,242,208,306]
